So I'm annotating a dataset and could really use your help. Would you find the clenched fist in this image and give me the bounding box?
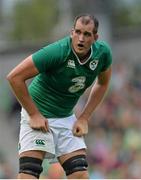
[73,118,88,137]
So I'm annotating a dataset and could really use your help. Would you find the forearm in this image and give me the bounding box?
[8,77,39,116]
[79,83,108,121]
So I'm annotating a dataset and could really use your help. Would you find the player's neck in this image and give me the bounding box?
[79,49,91,63]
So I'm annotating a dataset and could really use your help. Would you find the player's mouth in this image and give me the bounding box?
[77,43,84,48]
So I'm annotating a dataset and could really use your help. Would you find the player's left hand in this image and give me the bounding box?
[72,118,88,137]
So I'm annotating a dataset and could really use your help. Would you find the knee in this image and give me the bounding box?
[62,154,89,178]
[71,170,89,179]
[19,156,43,179]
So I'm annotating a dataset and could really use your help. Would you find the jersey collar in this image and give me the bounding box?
[71,45,93,65]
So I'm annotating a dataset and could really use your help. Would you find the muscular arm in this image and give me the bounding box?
[80,66,112,121]
[73,66,112,136]
[7,55,39,116]
[7,55,49,132]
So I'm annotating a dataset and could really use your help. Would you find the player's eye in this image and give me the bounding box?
[75,29,81,35]
[84,32,92,37]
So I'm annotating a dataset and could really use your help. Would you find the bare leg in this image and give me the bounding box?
[58,149,89,179]
[17,150,45,179]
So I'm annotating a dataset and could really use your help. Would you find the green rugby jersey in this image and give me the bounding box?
[29,36,112,118]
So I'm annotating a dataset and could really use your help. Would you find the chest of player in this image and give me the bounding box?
[49,56,103,94]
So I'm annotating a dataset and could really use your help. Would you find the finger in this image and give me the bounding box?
[45,121,49,132]
[72,126,78,135]
[84,127,88,134]
[84,131,88,135]
[73,128,82,137]
[72,126,76,133]
[75,132,82,137]
[40,126,48,133]
[41,128,47,133]
[40,122,49,133]
[32,127,41,131]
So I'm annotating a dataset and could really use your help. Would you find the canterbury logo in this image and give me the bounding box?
[35,139,45,146]
[67,59,75,68]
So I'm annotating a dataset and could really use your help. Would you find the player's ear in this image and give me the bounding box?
[94,33,99,41]
[70,28,74,38]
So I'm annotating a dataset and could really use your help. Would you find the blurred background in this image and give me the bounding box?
[0,0,141,178]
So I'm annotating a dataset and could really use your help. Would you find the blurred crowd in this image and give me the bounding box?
[0,150,14,178]
[86,60,141,179]
[0,59,141,179]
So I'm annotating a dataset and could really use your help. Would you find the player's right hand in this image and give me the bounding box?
[29,113,49,133]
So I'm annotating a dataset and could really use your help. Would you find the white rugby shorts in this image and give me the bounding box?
[19,108,87,163]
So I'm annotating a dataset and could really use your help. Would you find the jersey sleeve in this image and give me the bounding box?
[32,42,62,73]
[101,43,112,72]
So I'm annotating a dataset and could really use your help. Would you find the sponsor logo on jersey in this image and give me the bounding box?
[67,59,75,68]
[89,60,99,70]
[35,139,45,146]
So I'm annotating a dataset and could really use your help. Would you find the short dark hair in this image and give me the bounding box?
[73,14,99,34]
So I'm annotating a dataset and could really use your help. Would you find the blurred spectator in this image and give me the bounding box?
[0,150,14,178]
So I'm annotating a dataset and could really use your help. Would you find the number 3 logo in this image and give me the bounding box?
[68,76,86,93]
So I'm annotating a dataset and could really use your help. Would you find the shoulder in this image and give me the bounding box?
[44,36,70,49]
[43,36,71,58]
[57,36,71,47]
[92,40,112,54]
